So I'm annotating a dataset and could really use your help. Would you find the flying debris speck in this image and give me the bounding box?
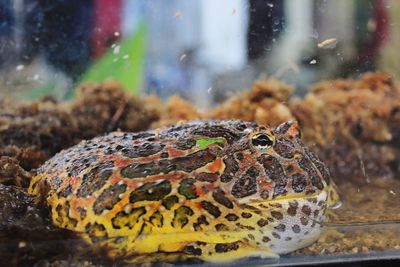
[207,87,212,93]
[16,65,24,71]
[175,11,181,18]
[114,31,120,37]
[310,59,317,65]
[113,45,120,54]
[232,8,236,15]
[179,54,187,61]
[389,190,396,195]
[317,38,338,49]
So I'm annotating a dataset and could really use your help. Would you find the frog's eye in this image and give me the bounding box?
[251,134,274,150]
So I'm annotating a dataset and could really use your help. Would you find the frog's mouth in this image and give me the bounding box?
[235,189,327,205]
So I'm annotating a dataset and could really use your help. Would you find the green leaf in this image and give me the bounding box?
[79,23,147,94]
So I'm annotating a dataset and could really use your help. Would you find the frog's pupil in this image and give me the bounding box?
[252,134,273,147]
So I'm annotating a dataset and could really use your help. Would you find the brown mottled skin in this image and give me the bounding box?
[29,120,338,263]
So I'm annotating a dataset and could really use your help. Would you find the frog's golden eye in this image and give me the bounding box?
[251,134,274,149]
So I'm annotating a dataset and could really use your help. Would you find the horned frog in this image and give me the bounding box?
[29,120,339,263]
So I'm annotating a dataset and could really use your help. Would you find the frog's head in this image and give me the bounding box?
[227,120,337,205]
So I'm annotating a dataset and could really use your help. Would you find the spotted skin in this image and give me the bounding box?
[28,120,338,263]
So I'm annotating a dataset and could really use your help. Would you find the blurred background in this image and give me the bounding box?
[0,0,398,106]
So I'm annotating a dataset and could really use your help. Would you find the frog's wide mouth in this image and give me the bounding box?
[237,189,327,206]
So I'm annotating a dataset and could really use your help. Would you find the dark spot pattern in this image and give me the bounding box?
[292,173,307,193]
[77,161,114,197]
[184,246,202,256]
[55,202,77,228]
[196,172,218,182]
[201,201,221,218]
[275,224,286,232]
[50,176,62,189]
[296,155,324,190]
[300,217,308,226]
[301,205,312,216]
[175,139,196,150]
[257,155,287,197]
[215,242,239,253]
[235,152,244,160]
[93,183,127,215]
[212,188,234,209]
[220,156,239,183]
[121,143,165,158]
[121,149,216,179]
[112,207,146,229]
[129,180,171,203]
[273,139,297,158]
[292,224,301,233]
[172,206,194,228]
[193,215,209,231]
[241,212,252,218]
[225,213,239,221]
[160,152,169,158]
[76,207,87,220]
[215,223,229,231]
[271,211,283,220]
[272,232,281,239]
[262,236,271,243]
[178,178,198,200]
[286,165,294,173]
[85,222,107,237]
[231,167,258,198]
[235,223,255,231]
[287,201,299,216]
[304,147,331,185]
[257,219,268,227]
[149,211,163,227]
[59,184,72,198]
[162,195,179,210]
[314,209,320,217]
[66,155,98,177]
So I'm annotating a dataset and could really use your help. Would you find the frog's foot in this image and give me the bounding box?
[184,241,279,262]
